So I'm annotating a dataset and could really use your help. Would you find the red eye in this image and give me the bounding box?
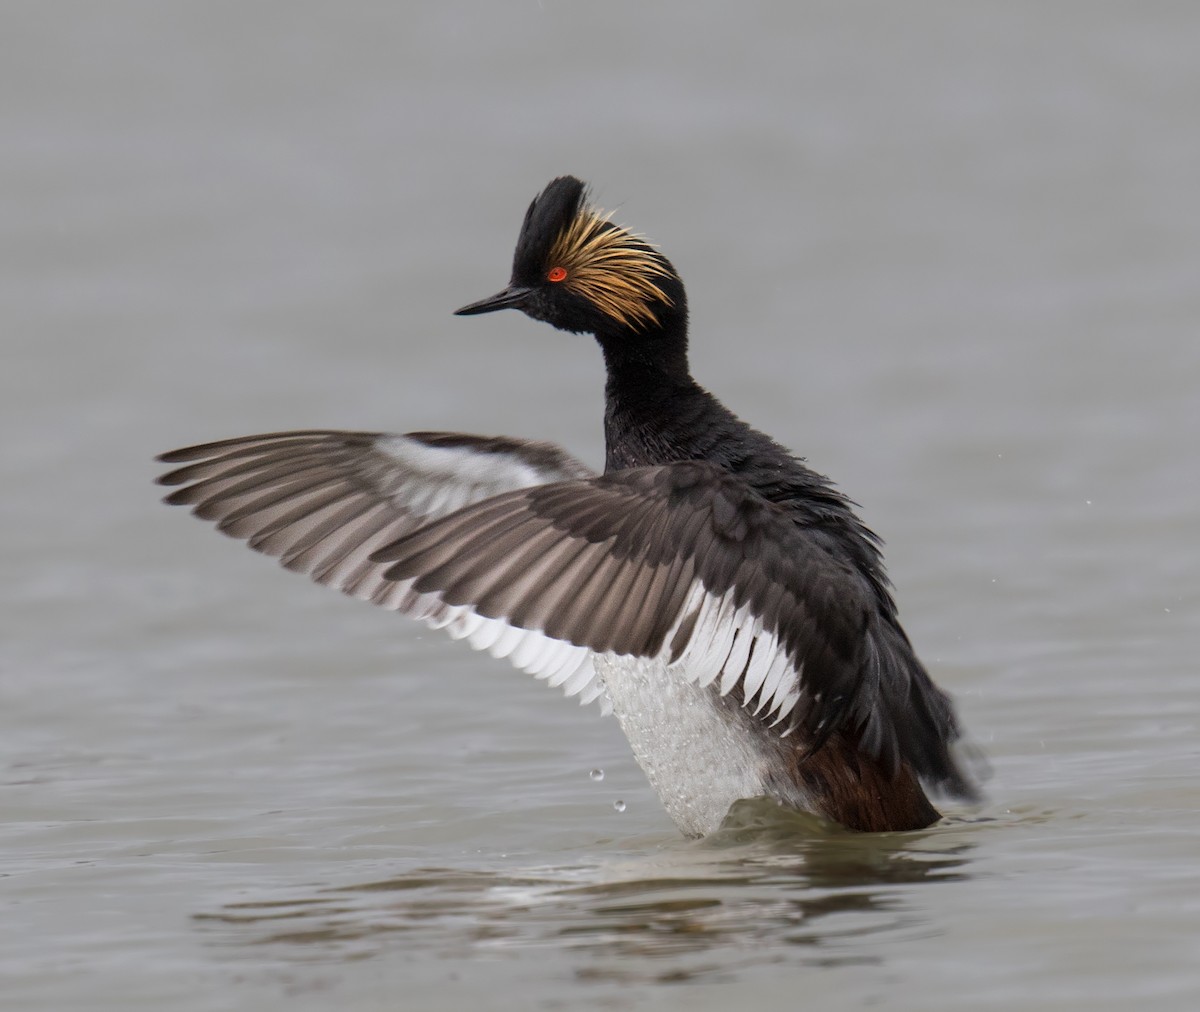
[547,266,567,283]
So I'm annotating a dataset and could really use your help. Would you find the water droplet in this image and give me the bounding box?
[589,768,604,782]
[613,800,626,813]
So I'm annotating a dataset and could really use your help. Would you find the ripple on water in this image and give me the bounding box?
[190,801,981,985]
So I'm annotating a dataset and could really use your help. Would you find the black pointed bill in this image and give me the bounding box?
[453,286,532,316]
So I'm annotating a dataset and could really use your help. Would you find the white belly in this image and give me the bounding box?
[594,655,774,837]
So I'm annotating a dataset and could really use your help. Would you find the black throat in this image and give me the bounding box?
[595,317,717,473]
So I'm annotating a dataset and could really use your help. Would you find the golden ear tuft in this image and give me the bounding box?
[546,209,674,330]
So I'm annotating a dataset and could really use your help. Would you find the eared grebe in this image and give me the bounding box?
[157,176,979,836]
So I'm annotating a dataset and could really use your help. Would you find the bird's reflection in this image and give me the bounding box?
[196,802,979,982]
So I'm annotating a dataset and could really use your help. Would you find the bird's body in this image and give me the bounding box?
[158,176,979,836]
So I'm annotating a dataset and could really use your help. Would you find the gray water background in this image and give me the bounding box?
[3,2,1199,1009]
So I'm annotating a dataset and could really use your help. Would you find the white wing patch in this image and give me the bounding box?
[364,578,609,712]
[375,436,552,498]
[668,583,802,727]
[380,575,806,730]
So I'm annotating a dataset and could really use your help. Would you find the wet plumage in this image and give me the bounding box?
[157,175,980,835]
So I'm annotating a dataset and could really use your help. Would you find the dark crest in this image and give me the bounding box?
[512,176,588,280]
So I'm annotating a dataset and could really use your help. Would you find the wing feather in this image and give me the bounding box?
[158,434,975,797]
[156,429,606,708]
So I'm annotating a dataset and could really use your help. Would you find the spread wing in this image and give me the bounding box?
[157,432,974,797]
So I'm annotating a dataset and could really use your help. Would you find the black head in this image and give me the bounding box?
[455,176,685,339]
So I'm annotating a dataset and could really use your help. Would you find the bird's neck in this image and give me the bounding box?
[597,322,747,473]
